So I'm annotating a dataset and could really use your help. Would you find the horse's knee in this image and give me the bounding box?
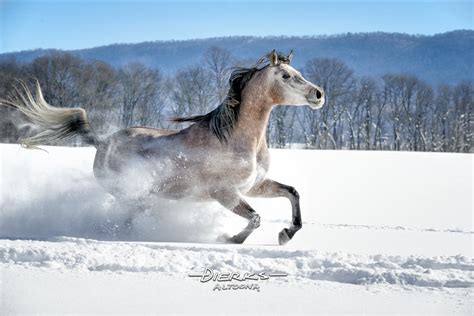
[287,186,300,200]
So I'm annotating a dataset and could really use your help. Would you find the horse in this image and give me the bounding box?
[3,50,325,245]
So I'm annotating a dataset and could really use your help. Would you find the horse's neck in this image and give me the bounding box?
[233,98,273,151]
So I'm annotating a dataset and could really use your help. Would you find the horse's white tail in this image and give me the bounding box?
[1,81,99,149]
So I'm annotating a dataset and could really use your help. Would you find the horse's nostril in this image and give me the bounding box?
[316,89,322,99]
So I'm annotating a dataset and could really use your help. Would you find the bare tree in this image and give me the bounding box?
[304,58,355,149]
[76,61,119,134]
[382,74,417,150]
[431,85,452,151]
[0,59,26,142]
[412,82,433,151]
[118,63,161,127]
[170,65,213,118]
[204,46,233,103]
[452,82,473,152]
[372,85,389,150]
[28,52,83,108]
[268,106,297,148]
[346,77,377,150]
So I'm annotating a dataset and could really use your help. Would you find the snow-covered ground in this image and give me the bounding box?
[0,143,472,314]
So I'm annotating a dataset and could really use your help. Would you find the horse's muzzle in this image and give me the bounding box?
[306,87,324,109]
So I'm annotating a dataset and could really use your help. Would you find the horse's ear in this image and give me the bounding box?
[287,50,294,64]
[269,49,279,66]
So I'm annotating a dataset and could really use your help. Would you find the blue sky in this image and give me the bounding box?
[0,0,472,53]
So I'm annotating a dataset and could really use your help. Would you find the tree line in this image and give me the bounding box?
[0,47,471,152]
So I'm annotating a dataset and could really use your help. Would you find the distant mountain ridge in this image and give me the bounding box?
[1,30,472,85]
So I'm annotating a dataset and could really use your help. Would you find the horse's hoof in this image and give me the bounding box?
[278,228,291,245]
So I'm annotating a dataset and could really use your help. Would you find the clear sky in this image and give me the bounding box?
[0,0,472,53]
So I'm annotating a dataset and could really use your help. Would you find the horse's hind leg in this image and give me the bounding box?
[103,185,148,233]
[120,197,148,231]
[212,192,261,244]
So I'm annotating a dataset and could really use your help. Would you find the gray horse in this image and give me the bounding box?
[3,50,324,245]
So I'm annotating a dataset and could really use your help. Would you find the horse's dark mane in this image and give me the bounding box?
[172,61,269,143]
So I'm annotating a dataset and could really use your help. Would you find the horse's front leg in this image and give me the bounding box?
[247,179,301,245]
[212,191,261,244]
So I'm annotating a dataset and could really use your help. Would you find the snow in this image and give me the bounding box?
[0,143,472,314]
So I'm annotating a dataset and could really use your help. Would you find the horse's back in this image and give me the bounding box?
[105,126,178,149]
[93,127,178,178]
[123,127,178,138]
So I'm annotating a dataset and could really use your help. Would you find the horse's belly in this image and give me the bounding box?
[151,173,210,201]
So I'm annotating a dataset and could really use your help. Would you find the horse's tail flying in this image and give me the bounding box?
[1,80,100,149]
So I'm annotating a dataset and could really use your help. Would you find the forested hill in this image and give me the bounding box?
[1,30,472,85]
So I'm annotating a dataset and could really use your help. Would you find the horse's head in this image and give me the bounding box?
[256,50,325,109]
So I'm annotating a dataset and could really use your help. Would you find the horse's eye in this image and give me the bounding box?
[282,73,291,80]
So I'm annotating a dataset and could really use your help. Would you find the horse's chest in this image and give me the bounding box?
[239,150,269,193]
[252,162,269,186]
